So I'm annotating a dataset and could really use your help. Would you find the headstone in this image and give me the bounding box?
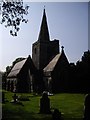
[52,109,62,120]
[40,91,51,114]
[83,94,90,120]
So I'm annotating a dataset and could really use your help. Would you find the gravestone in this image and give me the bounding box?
[40,91,51,114]
[83,94,90,120]
[52,109,62,120]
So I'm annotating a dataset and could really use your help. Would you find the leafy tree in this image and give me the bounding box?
[12,57,25,66]
[76,50,90,93]
[0,0,29,36]
[81,50,90,64]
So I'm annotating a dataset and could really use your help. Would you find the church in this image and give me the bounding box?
[7,8,70,93]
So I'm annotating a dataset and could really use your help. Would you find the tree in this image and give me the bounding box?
[12,57,25,66]
[76,50,90,93]
[0,0,29,36]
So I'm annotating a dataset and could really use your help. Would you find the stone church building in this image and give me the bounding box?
[32,8,59,70]
[7,8,70,93]
[7,55,38,93]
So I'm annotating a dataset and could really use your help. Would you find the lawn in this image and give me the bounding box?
[2,90,85,120]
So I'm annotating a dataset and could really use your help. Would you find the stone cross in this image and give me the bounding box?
[12,93,18,103]
[61,46,64,50]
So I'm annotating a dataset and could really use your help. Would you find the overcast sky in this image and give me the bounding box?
[0,2,88,71]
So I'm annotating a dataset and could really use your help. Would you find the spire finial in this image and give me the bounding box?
[61,46,64,53]
[43,5,46,13]
[44,5,45,9]
[43,5,46,15]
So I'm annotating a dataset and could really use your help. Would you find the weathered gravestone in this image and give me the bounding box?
[40,91,51,114]
[52,109,62,120]
[83,94,90,120]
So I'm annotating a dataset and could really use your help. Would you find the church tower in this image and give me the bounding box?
[32,8,59,70]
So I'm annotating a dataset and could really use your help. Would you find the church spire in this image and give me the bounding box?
[38,8,50,42]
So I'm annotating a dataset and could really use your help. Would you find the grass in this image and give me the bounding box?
[50,93,85,119]
[2,90,85,120]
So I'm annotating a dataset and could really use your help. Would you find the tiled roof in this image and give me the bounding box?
[7,59,27,78]
[43,54,61,72]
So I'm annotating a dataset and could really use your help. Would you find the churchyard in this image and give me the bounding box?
[2,90,85,120]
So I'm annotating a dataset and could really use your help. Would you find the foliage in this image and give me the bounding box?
[69,50,90,93]
[0,0,29,36]
[12,57,25,66]
[75,50,89,92]
[81,50,90,63]
[2,91,85,120]
[76,50,90,66]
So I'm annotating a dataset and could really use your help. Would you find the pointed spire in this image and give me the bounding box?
[38,7,50,42]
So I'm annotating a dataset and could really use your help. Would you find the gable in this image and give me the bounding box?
[7,59,27,78]
[44,54,61,72]
[43,50,69,73]
[7,55,37,78]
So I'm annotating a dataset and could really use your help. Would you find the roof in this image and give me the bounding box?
[43,54,61,72]
[7,59,27,78]
[43,48,69,72]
